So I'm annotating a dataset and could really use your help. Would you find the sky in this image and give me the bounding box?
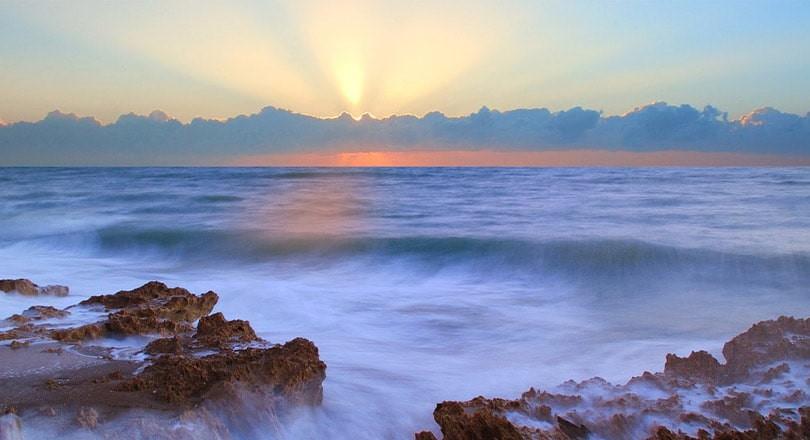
[1,0,809,166]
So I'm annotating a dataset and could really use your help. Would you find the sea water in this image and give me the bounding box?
[1,167,809,438]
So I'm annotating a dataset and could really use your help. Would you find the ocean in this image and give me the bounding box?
[1,167,809,438]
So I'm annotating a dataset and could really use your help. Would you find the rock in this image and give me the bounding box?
[75,406,100,429]
[761,362,790,382]
[0,280,327,439]
[3,315,28,325]
[8,340,29,349]
[0,278,68,296]
[38,285,69,297]
[143,312,260,355]
[664,350,723,385]
[432,401,523,440]
[2,281,218,342]
[79,281,217,320]
[42,281,219,342]
[195,312,259,348]
[81,281,218,337]
[144,336,185,356]
[44,378,64,390]
[50,323,106,342]
[647,413,789,440]
[122,336,326,406]
[415,316,810,440]
[647,426,684,439]
[0,279,38,296]
[0,413,24,440]
[556,416,591,440]
[722,316,810,381]
[22,305,70,320]
[113,310,327,438]
[0,330,22,342]
[106,312,194,336]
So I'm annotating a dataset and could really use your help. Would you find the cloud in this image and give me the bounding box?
[600,102,723,147]
[0,103,808,165]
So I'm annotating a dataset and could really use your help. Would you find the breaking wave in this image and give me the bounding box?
[21,225,808,289]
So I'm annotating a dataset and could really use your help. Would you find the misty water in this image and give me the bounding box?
[1,167,809,439]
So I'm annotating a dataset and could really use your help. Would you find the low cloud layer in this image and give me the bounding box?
[1,102,808,165]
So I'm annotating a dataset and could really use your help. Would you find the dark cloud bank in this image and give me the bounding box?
[1,102,808,165]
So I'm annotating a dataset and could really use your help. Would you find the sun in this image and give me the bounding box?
[336,60,364,107]
[331,45,366,111]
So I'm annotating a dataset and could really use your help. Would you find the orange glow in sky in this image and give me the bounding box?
[227,150,810,167]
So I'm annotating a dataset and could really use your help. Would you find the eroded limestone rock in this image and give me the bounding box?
[79,281,218,337]
[722,315,810,381]
[122,336,326,406]
[0,279,37,296]
[1,281,220,344]
[416,316,810,440]
[0,280,326,440]
[431,400,523,440]
[0,279,68,297]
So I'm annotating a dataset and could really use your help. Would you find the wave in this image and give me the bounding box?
[192,195,245,203]
[37,226,810,284]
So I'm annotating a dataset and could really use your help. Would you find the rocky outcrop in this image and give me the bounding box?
[721,315,810,381]
[0,279,68,297]
[0,280,326,439]
[80,280,218,337]
[1,281,217,345]
[647,408,810,440]
[121,310,325,439]
[4,306,70,326]
[49,323,106,342]
[1,281,218,344]
[121,316,325,407]
[80,281,217,318]
[417,400,523,440]
[416,316,810,440]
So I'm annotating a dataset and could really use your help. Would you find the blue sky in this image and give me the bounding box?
[1,0,809,165]
[2,0,809,123]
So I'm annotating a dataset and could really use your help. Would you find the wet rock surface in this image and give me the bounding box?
[417,316,810,440]
[120,328,325,406]
[0,279,68,297]
[0,280,326,439]
[80,280,219,337]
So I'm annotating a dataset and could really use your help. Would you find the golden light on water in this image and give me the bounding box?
[255,172,368,238]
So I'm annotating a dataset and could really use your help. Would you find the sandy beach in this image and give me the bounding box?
[0,342,156,411]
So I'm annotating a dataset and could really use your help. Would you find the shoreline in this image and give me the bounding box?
[0,342,159,412]
[2,278,810,439]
